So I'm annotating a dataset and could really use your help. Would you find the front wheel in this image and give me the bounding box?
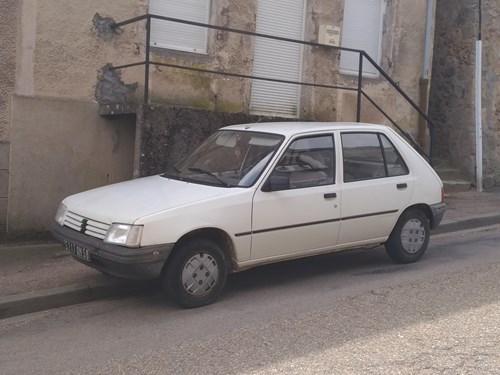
[162,239,228,308]
[385,209,430,264]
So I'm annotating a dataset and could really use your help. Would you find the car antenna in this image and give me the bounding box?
[255,114,278,124]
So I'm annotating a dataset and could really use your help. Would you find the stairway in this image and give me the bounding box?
[433,160,471,193]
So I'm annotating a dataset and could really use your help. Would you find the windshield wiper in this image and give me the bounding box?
[162,166,183,179]
[188,168,231,187]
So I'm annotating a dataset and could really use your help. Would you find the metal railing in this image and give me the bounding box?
[110,14,435,162]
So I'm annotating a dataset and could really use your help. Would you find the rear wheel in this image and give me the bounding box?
[163,239,228,308]
[385,209,430,264]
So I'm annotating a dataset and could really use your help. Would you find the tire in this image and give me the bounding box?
[385,209,430,264]
[162,239,228,308]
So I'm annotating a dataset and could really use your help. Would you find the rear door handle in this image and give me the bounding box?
[397,183,408,189]
[324,192,337,199]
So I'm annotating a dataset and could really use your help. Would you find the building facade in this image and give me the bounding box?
[2,0,434,235]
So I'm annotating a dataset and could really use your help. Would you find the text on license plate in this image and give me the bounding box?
[64,240,91,262]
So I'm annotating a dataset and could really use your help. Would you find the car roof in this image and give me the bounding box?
[221,121,392,137]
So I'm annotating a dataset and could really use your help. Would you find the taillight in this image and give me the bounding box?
[441,187,445,202]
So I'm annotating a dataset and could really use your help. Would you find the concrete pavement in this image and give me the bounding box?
[1,188,500,319]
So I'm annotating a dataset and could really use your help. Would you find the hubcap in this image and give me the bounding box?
[181,252,219,297]
[401,219,426,253]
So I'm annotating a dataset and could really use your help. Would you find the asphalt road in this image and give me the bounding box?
[2,226,500,374]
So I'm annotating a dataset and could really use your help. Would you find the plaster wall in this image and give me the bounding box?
[145,0,430,136]
[24,0,430,122]
[8,96,135,234]
[337,0,429,138]
[33,0,147,101]
[3,0,145,234]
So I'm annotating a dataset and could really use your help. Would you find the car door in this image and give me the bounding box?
[338,131,414,245]
[250,134,340,260]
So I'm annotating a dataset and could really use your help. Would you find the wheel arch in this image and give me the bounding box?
[164,227,237,273]
[400,204,433,225]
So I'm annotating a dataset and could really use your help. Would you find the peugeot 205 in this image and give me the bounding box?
[52,122,446,308]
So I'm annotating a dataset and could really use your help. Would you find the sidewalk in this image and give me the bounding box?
[1,188,500,319]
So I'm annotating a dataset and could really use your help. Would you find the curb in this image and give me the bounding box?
[2,215,500,319]
[432,214,500,235]
[0,279,158,319]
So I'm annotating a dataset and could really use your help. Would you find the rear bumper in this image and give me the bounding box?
[51,222,174,279]
[429,202,447,229]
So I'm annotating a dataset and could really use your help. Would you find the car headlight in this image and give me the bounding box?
[55,203,68,226]
[104,223,143,247]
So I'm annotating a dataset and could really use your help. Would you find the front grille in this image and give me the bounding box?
[64,211,110,240]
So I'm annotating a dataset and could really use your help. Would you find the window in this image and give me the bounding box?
[340,0,384,77]
[150,0,211,54]
[250,0,306,117]
[342,132,408,182]
[267,135,335,190]
[380,135,409,177]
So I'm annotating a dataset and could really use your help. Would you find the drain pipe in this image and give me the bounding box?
[418,0,435,155]
[475,0,483,192]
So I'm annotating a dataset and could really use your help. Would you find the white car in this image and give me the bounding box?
[52,122,446,308]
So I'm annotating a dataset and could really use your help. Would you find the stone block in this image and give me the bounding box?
[136,105,290,177]
[0,170,8,197]
[0,142,10,170]
[0,198,7,225]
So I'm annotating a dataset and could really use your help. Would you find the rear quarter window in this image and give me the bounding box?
[341,132,409,182]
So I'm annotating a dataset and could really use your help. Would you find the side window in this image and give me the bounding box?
[267,135,335,190]
[380,134,409,177]
[342,132,409,182]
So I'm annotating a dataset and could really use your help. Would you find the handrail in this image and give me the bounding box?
[109,14,435,162]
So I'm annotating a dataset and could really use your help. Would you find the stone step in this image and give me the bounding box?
[432,158,451,168]
[442,179,471,193]
[434,167,463,181]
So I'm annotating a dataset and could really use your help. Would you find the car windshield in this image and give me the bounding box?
[163,130,284,187]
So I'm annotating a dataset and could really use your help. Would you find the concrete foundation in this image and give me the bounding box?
[8,96,135,234]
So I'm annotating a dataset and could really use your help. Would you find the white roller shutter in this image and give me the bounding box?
[150,0,211,54]
[340,0,383,77]
[250,0,306,118]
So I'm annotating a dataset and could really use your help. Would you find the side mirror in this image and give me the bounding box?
[262,174,289,192]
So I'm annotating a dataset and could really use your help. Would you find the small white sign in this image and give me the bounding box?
[318,25,341,46]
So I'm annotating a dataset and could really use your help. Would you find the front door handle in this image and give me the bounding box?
[397,183,408,189]
[324,192,337,199]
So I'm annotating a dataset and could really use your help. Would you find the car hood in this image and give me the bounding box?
[63,176,235,224]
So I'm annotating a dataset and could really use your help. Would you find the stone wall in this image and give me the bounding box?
[430,0,500,187]
[481,0,500,187]
[0,0,18,233]
[136,106,290,177]
[33,0,147,102]
[0,0,17,141]
[429,0,476,178]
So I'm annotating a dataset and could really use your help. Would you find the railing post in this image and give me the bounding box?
[356,53,363,122]
[144,15,151,105]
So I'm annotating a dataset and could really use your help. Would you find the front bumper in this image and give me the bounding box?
[429,202,447,229]
[51,222,174,279]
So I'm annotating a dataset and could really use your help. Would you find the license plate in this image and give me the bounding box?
[64,240,91,262]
